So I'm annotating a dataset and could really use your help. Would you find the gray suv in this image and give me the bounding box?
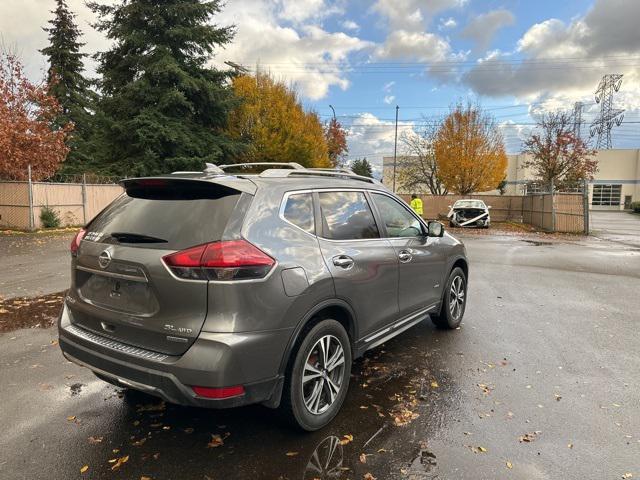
[58,163,468,430]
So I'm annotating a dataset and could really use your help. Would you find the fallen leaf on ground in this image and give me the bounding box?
[184,427,194,434]
[363,473,376,480]
[430,381,439,388]
[622,474,632,479]
[110,455,129,471]
[568,443,573,449]
[285,451,298,457]
[141,476,152,480]
[519,432,541,443]
[506,461,513,469]
[80,465,89,474]
[66,416,76,421]
[132,438,147,447]
[88,436,103,444]
[340,434,354,445]
[360,453,367,463]
[207,434,224,448]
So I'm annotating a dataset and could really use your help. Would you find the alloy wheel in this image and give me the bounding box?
[449,275,465,320]
[302,335,346,415]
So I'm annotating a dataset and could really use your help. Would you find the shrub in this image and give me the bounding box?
[40,206,61,228]
[631,201,640,213]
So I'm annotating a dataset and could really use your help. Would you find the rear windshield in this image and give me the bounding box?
[87,180,242,250]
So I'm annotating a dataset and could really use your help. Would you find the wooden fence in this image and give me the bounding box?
[0,180,123,230]
[400,193,587,234]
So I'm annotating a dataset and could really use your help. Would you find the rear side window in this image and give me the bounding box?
[88,180,242,250]
[283,193,314,234]
[318,191,379,240]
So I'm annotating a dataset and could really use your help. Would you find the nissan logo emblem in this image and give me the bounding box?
[98,250,112,269]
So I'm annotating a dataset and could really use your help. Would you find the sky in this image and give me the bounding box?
[2,0,640,176]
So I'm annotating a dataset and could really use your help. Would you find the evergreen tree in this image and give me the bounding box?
[350,157,373,178]
[41,0,95,173]
[88,0,242,176]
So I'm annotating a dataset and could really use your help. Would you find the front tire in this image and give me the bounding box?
[432,267,467,329]
[281,320,352,431]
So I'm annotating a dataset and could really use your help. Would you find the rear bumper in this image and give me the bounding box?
[58,303,291,408]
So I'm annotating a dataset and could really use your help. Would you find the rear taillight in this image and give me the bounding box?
[163,239,275,281]
[70,228,86,256]
[191,385,244,399]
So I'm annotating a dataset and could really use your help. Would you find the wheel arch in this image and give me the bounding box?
[278,299,357,375]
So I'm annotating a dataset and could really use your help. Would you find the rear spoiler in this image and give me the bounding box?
[120,176,257,195]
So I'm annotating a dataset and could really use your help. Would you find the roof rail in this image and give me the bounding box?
[219,162,305,171]
[306,167,357,175]
[259,168,382,185]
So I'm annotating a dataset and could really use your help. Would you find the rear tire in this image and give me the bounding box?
[281,319,352,431]
[431,267,467,329]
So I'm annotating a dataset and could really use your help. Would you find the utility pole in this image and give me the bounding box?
[392,105,399,193]
[590,74,624,149]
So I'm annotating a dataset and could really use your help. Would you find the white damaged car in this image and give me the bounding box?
[447,199,491,228]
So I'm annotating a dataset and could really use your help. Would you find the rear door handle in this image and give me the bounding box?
[398,250,412,263]
[333,255,354,269]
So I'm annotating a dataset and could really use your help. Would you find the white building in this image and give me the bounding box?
[383,149,640,210]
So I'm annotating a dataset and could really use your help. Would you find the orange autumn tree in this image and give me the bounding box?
[435,103,507,195]
[226,72,330,167]
[0,52,72,180]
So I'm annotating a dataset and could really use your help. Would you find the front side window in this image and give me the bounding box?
[283,193,315,234]
[371,193,423,238]
[318,191,379,240]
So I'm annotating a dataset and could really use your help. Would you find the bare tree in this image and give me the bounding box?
[523,111,597,191]
[397,122,448,195]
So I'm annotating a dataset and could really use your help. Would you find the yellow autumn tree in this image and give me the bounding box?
[226,73,330,167]
[435,103,507,194]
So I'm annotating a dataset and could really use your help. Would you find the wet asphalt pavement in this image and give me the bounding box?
[0,232,73,299]
[1,232,639,480]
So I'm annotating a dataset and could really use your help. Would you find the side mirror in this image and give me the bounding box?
[447,205,451,209]
[428,221,444,238]
[487,205,492,209]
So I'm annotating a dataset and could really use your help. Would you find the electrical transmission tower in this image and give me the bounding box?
[590,74,624,149]
[572,102,584,140]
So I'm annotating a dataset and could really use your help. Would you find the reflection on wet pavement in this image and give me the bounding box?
[55,322,456,479]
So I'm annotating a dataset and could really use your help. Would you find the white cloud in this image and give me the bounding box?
[375,30,452,62]
[372,0,467,31]
[383,95,395,104]
[439,17,458,30]
[341,20,360,32]
[383,81,395,92]
[213,0,372,100]
[277,0,343,24]
[346,112,416,177]
[0,0,107,81]
[372,0,467,82]
[461,9,515,52]
[463,0,640,112]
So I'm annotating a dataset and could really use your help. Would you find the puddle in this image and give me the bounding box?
[521,239,553,246]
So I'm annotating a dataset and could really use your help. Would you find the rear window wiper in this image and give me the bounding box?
[109,232,168,244]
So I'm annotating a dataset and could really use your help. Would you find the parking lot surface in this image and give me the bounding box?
[0,232,639,480]
[591,210,640,248]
